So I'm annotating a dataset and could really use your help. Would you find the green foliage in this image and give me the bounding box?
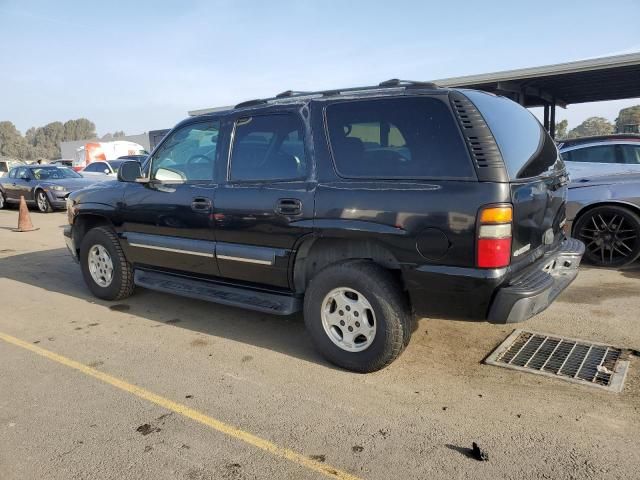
[555,119,568,139]
[0,118,97,161]
[567,117,614,139]
[615,105,640,133]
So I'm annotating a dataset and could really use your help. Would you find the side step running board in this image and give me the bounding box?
[134,270,301,315]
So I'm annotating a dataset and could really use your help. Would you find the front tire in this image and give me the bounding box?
[304,260,411,372]
[36,190,52,213]
[574,205,640,267]
[0,191,5,209]
[80,227,135,300]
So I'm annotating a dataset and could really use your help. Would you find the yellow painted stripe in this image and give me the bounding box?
[0,331,362,480]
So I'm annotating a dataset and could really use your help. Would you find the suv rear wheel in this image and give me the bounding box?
[80,227,135,300]
[574,205,640,267]
[304,260,410,372]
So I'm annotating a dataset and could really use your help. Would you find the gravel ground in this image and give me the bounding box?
[0,208,638,480]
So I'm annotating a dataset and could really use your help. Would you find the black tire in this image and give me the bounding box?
[573,205,640,267]
[80,226,135,300]
[0,191,5,210]
[35,189,53,213]
[303,260,411,373]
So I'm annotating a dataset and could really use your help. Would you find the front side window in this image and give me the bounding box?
[620,144,640,164]
[564,145,617,164]
[229,113,307,182]
[8,168,16,179]
[326,97,473,179]
[151,121,220,182]
[16,167,29,179]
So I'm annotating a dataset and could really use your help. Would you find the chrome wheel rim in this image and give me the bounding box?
[88,244,114,287]
[321,287,376,352]
[37,192,48,211]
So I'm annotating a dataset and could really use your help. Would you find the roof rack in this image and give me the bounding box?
[232,79,440,110]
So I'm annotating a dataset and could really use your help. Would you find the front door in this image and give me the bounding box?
[8,167,34,202]
[214,110,315,289]
[119,120,222,277]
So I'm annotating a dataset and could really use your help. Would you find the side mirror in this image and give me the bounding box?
[104,168,110,174]
[117,161,142,183]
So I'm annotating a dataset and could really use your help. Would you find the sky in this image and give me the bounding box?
[1,0,639,137]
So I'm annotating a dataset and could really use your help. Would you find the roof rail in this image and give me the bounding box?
[275,90,313,99]
[234,98,267,109]
[378,78,438,88]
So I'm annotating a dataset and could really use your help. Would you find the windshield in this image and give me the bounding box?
[32,166,82,180]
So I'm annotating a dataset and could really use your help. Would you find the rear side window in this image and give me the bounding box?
[563,145,618,164]
[0,163,7,173]
[326,97,473,179]
[463,90,560,179]
[229,113,307,182]
[620,144,640,164]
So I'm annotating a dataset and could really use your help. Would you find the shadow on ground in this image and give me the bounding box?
[0,247,335,369]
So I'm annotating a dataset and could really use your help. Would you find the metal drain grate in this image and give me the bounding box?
[485,330,630,392]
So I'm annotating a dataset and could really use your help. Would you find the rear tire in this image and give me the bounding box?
[304,260,411,372]
[573,205,640,267]
[80,227,135,300]
[0,191,5,209]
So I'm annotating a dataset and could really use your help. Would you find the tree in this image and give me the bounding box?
[615,105,640,133]
[0,121,27,159]
[567,117,614,139]
[63,118,97,141]
[555,119,568,139]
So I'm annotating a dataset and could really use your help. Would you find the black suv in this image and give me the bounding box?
[64,80,584,372]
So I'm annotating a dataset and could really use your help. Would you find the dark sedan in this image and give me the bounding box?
[0,165,99,213]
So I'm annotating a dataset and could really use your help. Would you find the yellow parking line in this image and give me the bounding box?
[0,331,362,480]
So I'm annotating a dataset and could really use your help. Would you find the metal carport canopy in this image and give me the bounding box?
[433,52,640,108]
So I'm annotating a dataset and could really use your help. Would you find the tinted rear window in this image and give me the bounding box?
[463,90,560,179]
[326,97,474,179]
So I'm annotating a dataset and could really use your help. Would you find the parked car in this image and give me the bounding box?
[558,134,640,178]
[51,159,74,168]
[63,81,584,372]
[567,170,640,267]
[0,165,98,212]
[82,158,148,179]
[0,159,24,178]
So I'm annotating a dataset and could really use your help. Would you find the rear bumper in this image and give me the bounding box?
[487,238,584,323]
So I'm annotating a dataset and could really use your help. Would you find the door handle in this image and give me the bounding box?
[275,198,302,216]
[191,197,212,212]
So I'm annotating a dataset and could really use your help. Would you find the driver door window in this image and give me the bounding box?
[151,121,220,182]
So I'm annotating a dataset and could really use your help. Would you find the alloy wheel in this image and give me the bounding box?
[321,287,376,352]
[577,211,639,265]
[88,244,114,287]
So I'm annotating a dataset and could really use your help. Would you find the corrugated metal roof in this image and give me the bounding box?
[432,52,640,106]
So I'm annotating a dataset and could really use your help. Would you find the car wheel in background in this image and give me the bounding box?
[303,260,411,373]
[0,191,5,209]
[36,190,53,213]
[574,205,640,267]
[80,226,135,300]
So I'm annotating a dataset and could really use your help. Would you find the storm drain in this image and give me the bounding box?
[485,330,630,392]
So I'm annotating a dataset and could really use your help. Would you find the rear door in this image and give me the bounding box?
[213,109,315,289]
[462,91,567,265]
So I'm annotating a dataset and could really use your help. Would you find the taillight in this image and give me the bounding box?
[477,205,512,268]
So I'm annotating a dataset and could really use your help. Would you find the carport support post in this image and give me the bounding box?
[543,104,550,131]
[550,100,556,139]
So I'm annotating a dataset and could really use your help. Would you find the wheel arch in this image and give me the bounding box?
[571,200,640,236]
[292,236,404,293]
[72,213,116,255]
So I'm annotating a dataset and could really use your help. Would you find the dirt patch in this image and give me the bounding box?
[87,361,104,368]
[190,338,209,347]
[556,282,638,304]
[166,318,181,324]
[241,355,253,363]
[136,424,161,436]
[309,454,326,462]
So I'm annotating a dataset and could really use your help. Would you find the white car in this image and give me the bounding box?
[0,159,24,178]
[558,135,640,179]
[80,160,126,178]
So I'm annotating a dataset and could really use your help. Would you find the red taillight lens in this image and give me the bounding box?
[477,238,512,268]
[477,205,513,268]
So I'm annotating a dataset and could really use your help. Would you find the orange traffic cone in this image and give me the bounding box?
[13,195,38,232]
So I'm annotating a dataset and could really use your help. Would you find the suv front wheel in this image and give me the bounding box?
[304,260,411,372]
[80,226,135,301]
